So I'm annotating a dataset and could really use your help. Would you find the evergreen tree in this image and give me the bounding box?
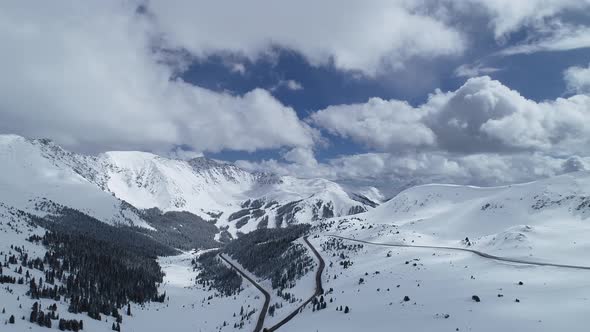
[127,303,131,316]
[8,315,15,324]
[344,306,350,314]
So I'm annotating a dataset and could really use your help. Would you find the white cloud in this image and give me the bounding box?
[311,76,590,156]
[454,63,501,78]
[282,147,317,167]
[456,0,590,40]
[498,22,590,56]
[310,97,437,151]
[166,147,204,160]
[0,1,313,153]
[285,80,304,91]
[271,79,304,92]
[147,0,466,76]
[229,63,246,75]
[564,63,590,94]
[238,150,585,196]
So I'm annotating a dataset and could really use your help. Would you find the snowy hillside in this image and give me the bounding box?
[274,173,590,331]
[0,135,149,228]
[356,171,590,263]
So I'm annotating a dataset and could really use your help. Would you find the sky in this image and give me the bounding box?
[1,1,590,193]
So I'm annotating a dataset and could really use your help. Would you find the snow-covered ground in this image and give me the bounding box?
[0,211,264,332]
[282,234,590,332]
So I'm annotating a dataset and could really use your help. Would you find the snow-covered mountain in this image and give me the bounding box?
[0,134,377,235]
[335,171,590,263]
[0,135,150,228]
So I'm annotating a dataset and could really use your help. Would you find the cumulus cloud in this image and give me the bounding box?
[564,63,590,94]
[311,76,590,155]
[310,98,437,151]
[0,1,313,153]
[146,0,465,76]
[282,147,317,167]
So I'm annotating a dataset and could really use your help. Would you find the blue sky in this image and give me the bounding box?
[2,1,590,191]
[186,41,590,163]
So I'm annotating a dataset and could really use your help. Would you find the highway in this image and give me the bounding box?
[219,254,270,332]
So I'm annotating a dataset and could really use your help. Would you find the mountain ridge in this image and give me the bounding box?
[0,134,378,236]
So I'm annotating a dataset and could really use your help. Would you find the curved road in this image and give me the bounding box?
[219,254,270,332]
[328,235,590,270]
[264,236,325,332]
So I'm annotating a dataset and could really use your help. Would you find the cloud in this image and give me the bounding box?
[454,63,501,78]
[564,63,590,94]
[498,22,590,55]
[282,147,317,167]
[146,0,466,76]
[311,76,590,155]
[166,147,204,160]
[0,1,313,153]
[238,150,584,196]
[285,80,304,91]
[456,0,590,40]
[270,79,304,92]
[310,97,437,151]
[229,63,246,75]
[562,156,587,173]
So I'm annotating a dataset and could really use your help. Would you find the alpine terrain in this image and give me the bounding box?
[2,134,590,331]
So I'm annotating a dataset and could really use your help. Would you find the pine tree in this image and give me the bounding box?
[127,303,131,316]
[8,315,15,324]
[344,306,350,314]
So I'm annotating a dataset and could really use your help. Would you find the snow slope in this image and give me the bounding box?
[357,171,590,263]
[282,234,590,332]
[0,207,263,332]
[0,135,149,227]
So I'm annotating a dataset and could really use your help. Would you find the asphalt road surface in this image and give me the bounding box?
[219,254,270,332]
